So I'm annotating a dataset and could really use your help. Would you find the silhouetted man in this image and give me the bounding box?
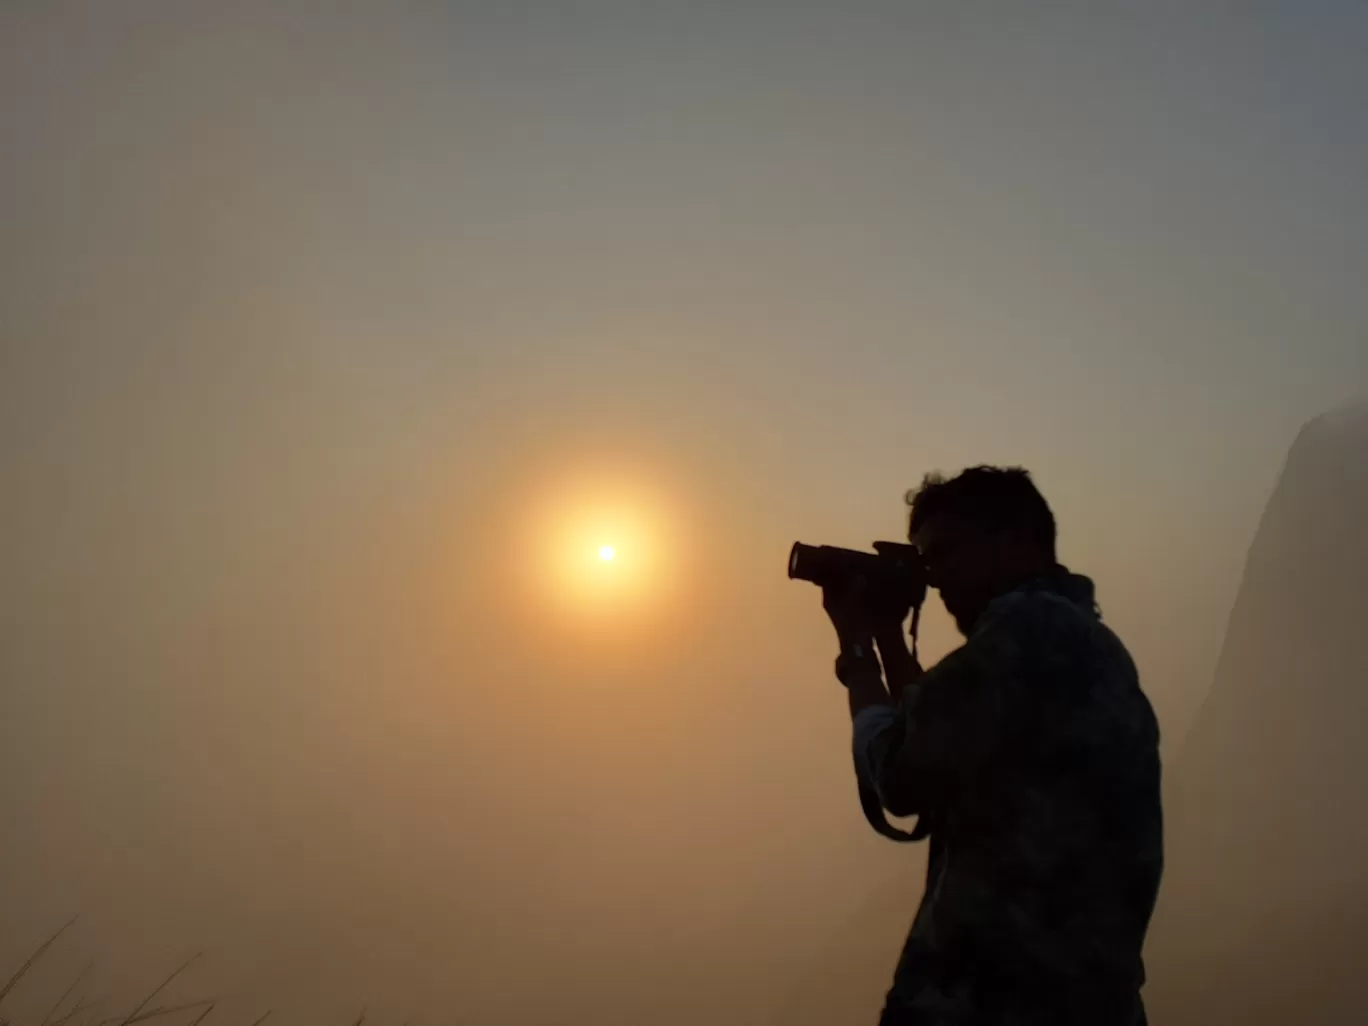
[824,466,1163,1025]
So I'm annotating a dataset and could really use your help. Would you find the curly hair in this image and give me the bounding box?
[905,465,1057,560]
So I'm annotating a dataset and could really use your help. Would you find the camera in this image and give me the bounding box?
[788,540,928,610]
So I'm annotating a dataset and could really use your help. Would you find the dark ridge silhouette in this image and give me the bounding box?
[1144,398,1368,1024]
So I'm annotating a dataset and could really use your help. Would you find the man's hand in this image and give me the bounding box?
[822,575,875,651]
[824,576,894,716]
[823,573,912,647]
[869,541,919,625]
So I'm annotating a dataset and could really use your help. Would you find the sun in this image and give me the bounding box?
[508,462,685,627]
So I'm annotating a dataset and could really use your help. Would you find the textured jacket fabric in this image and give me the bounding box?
[852,567,1163,1025]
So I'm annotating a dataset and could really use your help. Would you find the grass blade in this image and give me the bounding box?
[128,1000,215,1026]
[0,918,79,1008]
[118,955,201,1026]
[42,960,95,1026]
[51,996,99,1026]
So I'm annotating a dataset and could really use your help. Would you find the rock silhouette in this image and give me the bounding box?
[1144,399,1368,1024]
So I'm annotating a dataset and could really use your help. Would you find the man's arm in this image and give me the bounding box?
[831,626,915,718]
[845,656,892,720]
[852,618,1019,819]
[821,574,1005,820]
[828,616,920,716]
[875,624,922,701]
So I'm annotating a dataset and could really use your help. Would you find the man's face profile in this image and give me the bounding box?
[912,513,1006,636]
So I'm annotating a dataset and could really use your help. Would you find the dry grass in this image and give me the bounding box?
[0,924,280,1026]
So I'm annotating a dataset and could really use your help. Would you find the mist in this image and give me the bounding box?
[4,4,1367,1024]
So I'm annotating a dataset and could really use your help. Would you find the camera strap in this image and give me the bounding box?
[856,605,930,844]
[857,778,931,842]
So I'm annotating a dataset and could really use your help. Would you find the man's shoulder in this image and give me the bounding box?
[968,582,1151,721]
[924,589,1084,687]
[977,579,1127,655]
[969,585,1103,665]
[989,580,1098,627]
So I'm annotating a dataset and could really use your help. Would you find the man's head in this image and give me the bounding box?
[907,465,1057,635]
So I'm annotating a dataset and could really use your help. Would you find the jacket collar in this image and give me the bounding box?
[972,563,1101,634]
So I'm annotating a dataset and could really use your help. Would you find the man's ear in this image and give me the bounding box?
[992,527,1029,566]
[1000,527,1046,571]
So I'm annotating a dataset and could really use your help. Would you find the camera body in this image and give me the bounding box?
[788,540,928,611]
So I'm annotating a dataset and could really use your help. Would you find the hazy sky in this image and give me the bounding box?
[4,4,1367,1025]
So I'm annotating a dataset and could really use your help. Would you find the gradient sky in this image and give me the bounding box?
[4,4,1367,1025]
